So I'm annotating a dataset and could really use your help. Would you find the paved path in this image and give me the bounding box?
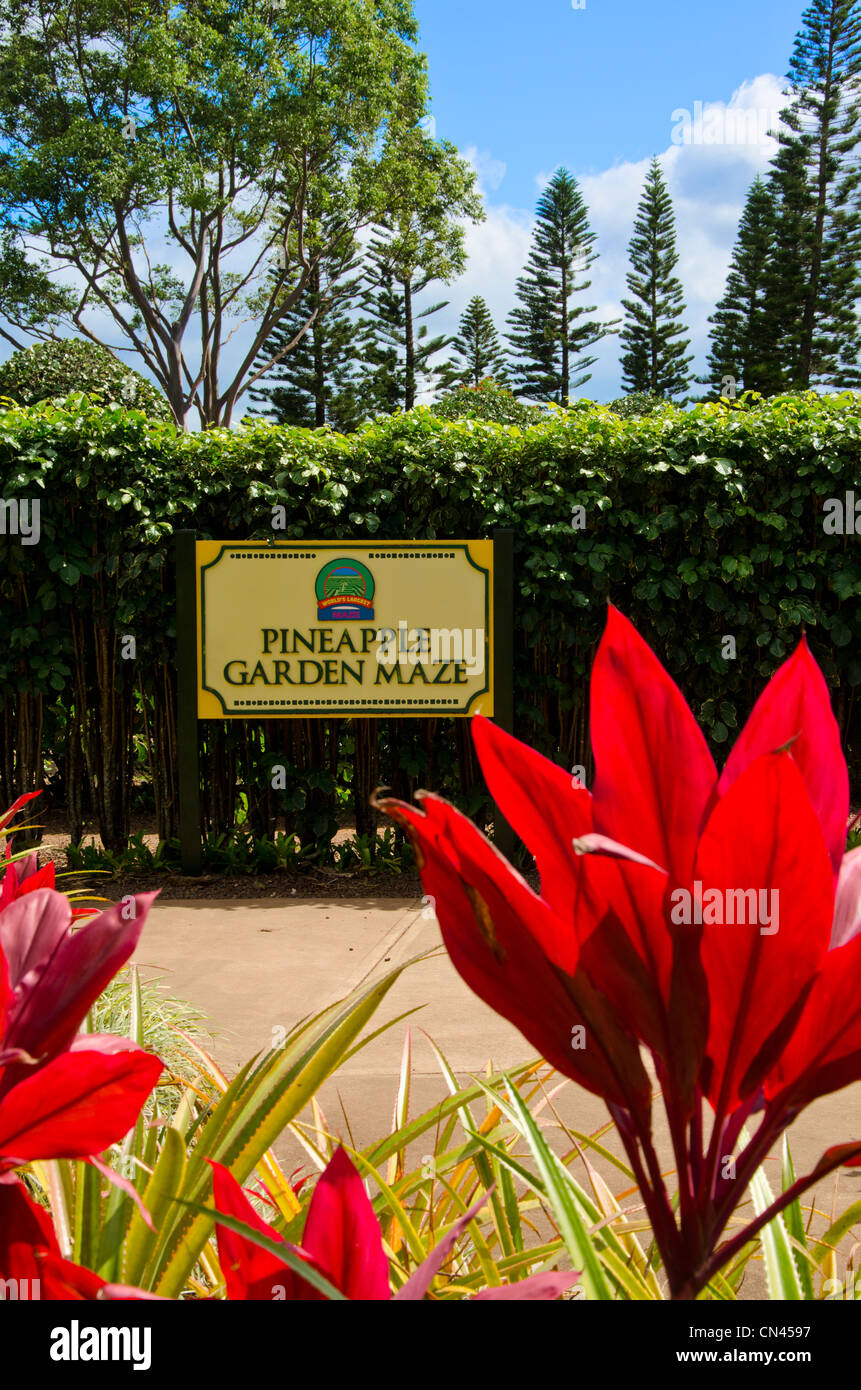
[132,897,861,1292]
[132,897,532,1153]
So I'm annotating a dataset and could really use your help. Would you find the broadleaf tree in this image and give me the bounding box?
[0,0,471,427]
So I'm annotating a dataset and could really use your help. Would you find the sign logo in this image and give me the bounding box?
[315,558,375,621]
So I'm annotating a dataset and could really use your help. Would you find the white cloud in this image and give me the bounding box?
[461,145,507,194]
[444,203,532,332]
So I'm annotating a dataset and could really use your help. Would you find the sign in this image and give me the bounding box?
[195,540,494,718]
[174,531,514,874]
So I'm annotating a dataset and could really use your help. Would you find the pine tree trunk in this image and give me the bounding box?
[560,257,570,405]
[312,267,326,426]
[651,280,659,392]
[801,43,836,388]
[404,280,416,410]
[314,319,326,427]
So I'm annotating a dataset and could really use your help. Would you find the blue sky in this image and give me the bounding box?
[411,0,799,402]
[415,0,794,208]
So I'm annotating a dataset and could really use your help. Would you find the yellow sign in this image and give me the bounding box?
[195,541,494,718]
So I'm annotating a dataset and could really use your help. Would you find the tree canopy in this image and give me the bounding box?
[0,0,478,426]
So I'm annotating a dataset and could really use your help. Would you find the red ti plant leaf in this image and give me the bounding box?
[717,636,849,879]
[471,714,592,958]
[831,847,861,950]
[590,606,717,886]
[472,1273,581,1300]
[0,889,157,1069]
[395,1186,579,1300]
[0,1044,162,1170]
[381,607,861,1299]
[0,1180,157,1299]
[299,1147,391,1300]
[0,791,41,835]
[212,1152,576,1302]
[0,850,57,912]
[766,928,861,1111]
[211,1159,306,1300]
[0,1174,58,1287]
[693,752,833,1115]
[472,713,673,1027]
[376,787,653,1123]
[35,1253,161,1300]
[0,887,69,1004]
[211,1149,389,1300]
[0,884,162,1173]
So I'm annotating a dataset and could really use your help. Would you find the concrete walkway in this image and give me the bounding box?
[132,896,861,1285]
[132,897,534,1155]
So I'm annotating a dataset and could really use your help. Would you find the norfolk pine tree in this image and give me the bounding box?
[358,253,409,416]
[619,157,693,398]
[360,128,484,411]
[764,0,861,389]
[507,169,617,405]
[248,191,371,431]
[437,296,509,390]
[361,230,452,411]
[705,177,781,397]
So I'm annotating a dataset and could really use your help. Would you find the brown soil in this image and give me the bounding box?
[69,869,427,904]
[15,809,534,905]
[27,811,425,903]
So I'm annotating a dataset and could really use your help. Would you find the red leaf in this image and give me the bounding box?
[36,1252,108,1300]
[0,1045,162,1167]
[0,792,41,834]
[0,1177,60,1284]
[472,716,592,958]
[472,1271,581,1299]
[380,791,652,1119]
[395,1190,490,1300]
[0,888,70,995]
[832,847,861,949]
[694,753,833,1112]
[2,890,157,1063]
[590,607,717,886]
[210,1160,299,1300]
[212,1148,389,1301]
[766,931,861,1108]
[718,637,849,879]
[301,1148,390,1301]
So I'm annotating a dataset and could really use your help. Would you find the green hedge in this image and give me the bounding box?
[1,390,859,854]
[0,340,172,420]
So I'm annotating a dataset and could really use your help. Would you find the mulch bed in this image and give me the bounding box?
[68,868,427,904]
[21,811,539,904]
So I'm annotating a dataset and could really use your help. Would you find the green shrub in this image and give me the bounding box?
[607,390,670,418]
[0,390,859,860]
[0,339,172,420]
[430,378,543,426]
